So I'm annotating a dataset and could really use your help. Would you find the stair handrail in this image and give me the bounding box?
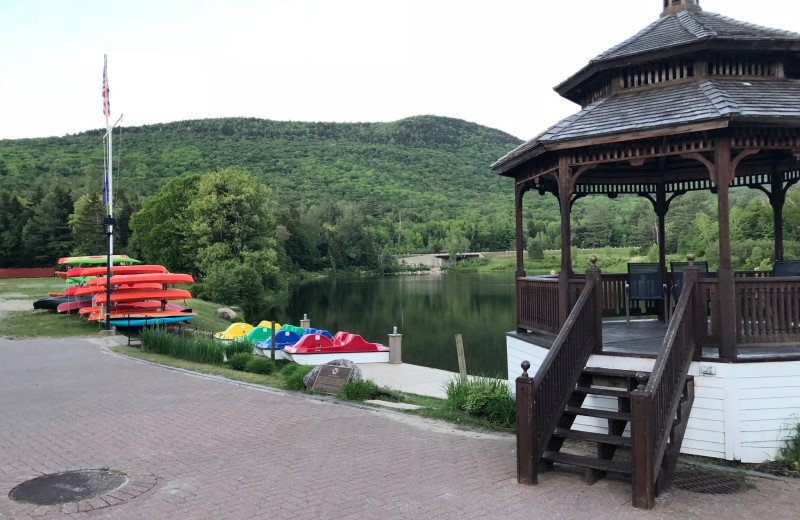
[630,267,699,509]
[517,268,602,484]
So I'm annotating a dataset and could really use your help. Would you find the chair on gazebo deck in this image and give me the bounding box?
[626,262,667,326]
[670,261,709,304]
[773,260,800,277]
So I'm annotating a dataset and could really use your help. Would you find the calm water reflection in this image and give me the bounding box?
[276,273,515,376]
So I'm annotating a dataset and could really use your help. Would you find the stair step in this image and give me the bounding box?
[574,385,631,399]
[582,367,648,379]
[542,451,632,475]
[553,428,632,447]
[564,405,631,421]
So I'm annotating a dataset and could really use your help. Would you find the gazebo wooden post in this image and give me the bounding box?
[515,182,528,279]
[656,183,668,310]
[715,137,738,361]
[770,172,785,261]
[557,157,574,327]
[656,185,667,270]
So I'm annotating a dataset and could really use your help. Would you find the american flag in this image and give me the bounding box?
[102,55,110,117]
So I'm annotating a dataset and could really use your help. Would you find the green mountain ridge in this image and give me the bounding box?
[0,115,523,222]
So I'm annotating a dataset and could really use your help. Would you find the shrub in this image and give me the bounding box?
[339,379,378,401]
[224,339,254,358]
[444,375,516,427]
[245,356,275,375]
[281,363,302,377]
[227,352,253,371]
[284,364,315,390]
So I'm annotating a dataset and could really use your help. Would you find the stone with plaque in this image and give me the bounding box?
[311,364,354,394]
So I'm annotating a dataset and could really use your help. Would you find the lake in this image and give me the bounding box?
[275,273,515,376]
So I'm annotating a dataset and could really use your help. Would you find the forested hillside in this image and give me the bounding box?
[2,114,799,289]
[0,116,520,224]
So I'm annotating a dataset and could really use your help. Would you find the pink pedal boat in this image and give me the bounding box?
[282,331,390,365]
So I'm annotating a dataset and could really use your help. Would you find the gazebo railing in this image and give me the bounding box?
[517,270,800,356]
[734,277,800,344]
[517,277,560,334]
[518,273,660,334]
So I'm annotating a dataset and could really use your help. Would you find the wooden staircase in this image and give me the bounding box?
[516,267,702,508]
[540,367,695,490]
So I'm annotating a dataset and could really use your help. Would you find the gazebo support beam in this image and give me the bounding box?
[557,158,574,326]
[770,171,786,261]
[714,138,739,361]
[656,183,668,297]
[515,182,528,279]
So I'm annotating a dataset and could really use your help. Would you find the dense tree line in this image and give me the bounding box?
[2,115,800,312]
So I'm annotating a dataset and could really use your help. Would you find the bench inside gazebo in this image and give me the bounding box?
[492,0,800,509]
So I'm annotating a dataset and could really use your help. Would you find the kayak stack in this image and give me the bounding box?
[33,256,195,328]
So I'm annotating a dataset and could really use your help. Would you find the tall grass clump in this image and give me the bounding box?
[444,376,516,428]
[139,329,255,365]
[141,328,227,364]
[776,420,800,471]
[339,379,379,401]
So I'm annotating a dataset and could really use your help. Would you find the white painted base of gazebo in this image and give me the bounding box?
[507,335,800,463]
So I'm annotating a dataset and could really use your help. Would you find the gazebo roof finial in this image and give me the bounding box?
[661,0,702,17]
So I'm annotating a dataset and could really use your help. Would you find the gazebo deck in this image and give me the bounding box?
[599,319,800,360]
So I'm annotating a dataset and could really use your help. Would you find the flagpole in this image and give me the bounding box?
[103,54,114,330]
[105,54,113,262]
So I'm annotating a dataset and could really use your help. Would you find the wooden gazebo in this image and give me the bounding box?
[492,0,800,509]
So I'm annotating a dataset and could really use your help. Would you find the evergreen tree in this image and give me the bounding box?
[20,186,73,266]
[68,193,107,255]
[0,190,30,267]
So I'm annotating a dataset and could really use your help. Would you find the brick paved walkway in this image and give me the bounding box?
[1,336,798,519]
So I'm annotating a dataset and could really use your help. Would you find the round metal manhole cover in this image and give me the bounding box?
[9,470,127,505]
[672,468,748,495]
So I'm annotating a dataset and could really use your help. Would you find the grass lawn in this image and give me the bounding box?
[467,247,708,274]
[0,277,232,338]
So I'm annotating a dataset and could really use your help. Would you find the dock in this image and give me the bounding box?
[359,362,461,399]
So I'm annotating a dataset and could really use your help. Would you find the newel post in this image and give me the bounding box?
[516,360,537,485]
[630,372,655,509]
[586,256,603,352]
[682,264,701,360]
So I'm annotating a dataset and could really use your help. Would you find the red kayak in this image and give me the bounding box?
[79,302,184,315]
[67,265,168,277]
[56,299,94,313]
[86,273,194,286]
[93,289,191,304]
[73,283,165,296]
[89,309,197,322]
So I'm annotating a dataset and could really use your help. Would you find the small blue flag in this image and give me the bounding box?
[102,167,108,205]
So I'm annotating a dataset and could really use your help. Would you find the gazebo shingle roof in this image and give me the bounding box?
[595,10,800,63]
[492,79,800,172]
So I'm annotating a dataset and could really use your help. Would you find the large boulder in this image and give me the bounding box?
[303,359,363,389]
[216,307,237,321]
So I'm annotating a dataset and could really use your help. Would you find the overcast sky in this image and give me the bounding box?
[1,0,799,141]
